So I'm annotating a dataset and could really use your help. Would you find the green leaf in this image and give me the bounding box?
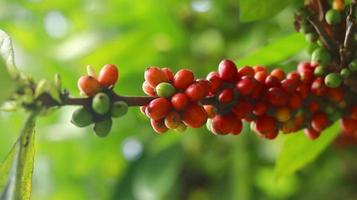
[240,0,296,22]
[237,33,306,67]
[275,122,340,180]
[0,30,19,79]
[0,112,38,200]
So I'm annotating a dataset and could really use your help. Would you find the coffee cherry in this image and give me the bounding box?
[164,111,182,129]
[265,75,280,88]
[304,128,320,140]
[218,59,238,82]
[173,69,194,89]
[182,104,207,128]
[350,105,357,120]
[145,67,169,88]
[311,77,328,96]
[92,92,111,115]
[254,66,268,74]
[349,60,357,71]
[171,93,189,111]
[288,93,303,109]
[340,117,357,134]
[275,107,291,122]
[287,71,301,83]
[142,81,156,96]
[78,75,101,96]
[231,118,243,135]
[206,72,222,94]
[281,79,299,93]
[151,119,168,134]
[175,123,187,132]
[111,101,128,118]
[340,68,351,78]
[327,87,344,102]
[311,48,331,65]
[156,82,176,98]
[266,87,289,107]
[94,118,112,137]
[263,129,279,140]
[325,9,341,25]
[146,97,171,120]
[333,0,345,11]
[140,105,147,115]
[236,76,256,95]
[311,111,329,132]
[204,105,216,118]
[253,101,268,116]
[162,67,174,82]
[308,101,320,112]
[255,115,277,135]
[212,115,232,135]
[218,88,234,103]
[314,66,326,76]
[324,72,342,88]
[71,107,93,127]
[305,33,318,43]
[270,68,285,81]
[254,71,268,83]
[238,66,255,77]
[232,98,253,119]
[98,64,119,87]
[185,82,207,101]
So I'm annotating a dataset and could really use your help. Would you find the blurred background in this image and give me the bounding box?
[0,0,357,199]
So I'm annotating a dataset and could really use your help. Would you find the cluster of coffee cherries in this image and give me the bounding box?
[141,59,357,140]
[72,64,128,137]
[141,67,210,133]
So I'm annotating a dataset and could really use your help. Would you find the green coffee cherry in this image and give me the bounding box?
[305,33,318,43]
[340,68,351,78]
[111,101,128,118]
[307,42,318,54]
[92,92,110,115]
[314,66,326,76]
[156,82,176,98]
[349,60,357,71]
[300,22,312,34]
[324,72,342,88]
[94,118,112,137]
[325,9,341,25]
[311,48,331,65]
[71,107,93,127]
[175,123,187,132]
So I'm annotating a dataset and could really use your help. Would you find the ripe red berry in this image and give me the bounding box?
[236,76,257,95]
[182,104,208,128]
[265,75,280,88]
[162,67,174,82]
[308,101,320,112]
[255,115,277,135]
[351,105,357,120]
[232,98,253,119]
[146,97,171,120]
[270,68,285,81]
[204,105,216,118]
[231,118,243,135]
[251,83,265,99]
[300,69,314,84]
[78,75,101,96]
[281,79,299,93]
[185,83,206,101]
[140,105,147,115]
[297,62,312,73]
[311,111,329,132]
[288,93,302,109]
[286,71,301,83]
[142,81,156,96]
[266,87,289,107]
[206,72,222,94]
[164,111,182,129]
[212,115,233,135]
[297,83,310,98]
[304,128,320,140]
[327,87,344,102]
[145,67,169,87]
[151,119,168,134]
[218,59,238,82]
[173,69,194,89]
[254,71,268,83]
[98,64,119,87]
[263,129,279,140]
[218,88,234,103]
[253,101,268,116]
[171,93,189,111]
[311,77,328,96]
[340,117,357,134]
[196,79,210,97]
[253,66,268,74]
[275,107,291,122]
[238,66,254,77]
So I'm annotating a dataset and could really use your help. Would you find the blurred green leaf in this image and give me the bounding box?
[0,30,19,79]
[237,33,306,67]
[240,0,296,22]
[0,112,38,200]
[275,122,340,180]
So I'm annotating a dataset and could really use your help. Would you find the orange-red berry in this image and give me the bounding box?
[173,69,194,90]
[98,64,119,87]
[182,104,208,128]
[77,75,101,96]
[146,97,171,120]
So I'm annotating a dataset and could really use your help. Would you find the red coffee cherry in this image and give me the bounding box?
[311,111,329,132]
[263,129,279,140]
[196,79,210,97]
[182,104,208,128]
[270,68,285,81]
[297,62,312,73]
[238,66,255,77]
[185,82,206,101]
[266,87,289,107]
[232,98,253,119]
[288,93,302,109]
[78,75,101,96]
[146,97,171,120]
[311,77,328,96]
[251,83,265,100]
[145,67,169,87]
[173,69,194,90]
[340,117,357,134]
[164,111,182,129]
[236,76,257,95]
[142,81,156,96]
[151,119,168,134]
[204,105,216,118]
[162,67,174,82]
[171,93,189,111]
[218,88,234,103]
[297,83,310,98]
[300,69,314,84]
[308,101,320,112]
[218,59,238,82]
[265,75,280,88]
[275,107,291,122]
[231,118,243,135]
[254,71,268,83]
[140,105,147,115]
[253,66,268,74]
[212,115,233,135]
[281,79,299,93]
[286,71,301,83]
[206,72,222,94]
[255,115,277,135]
[351,105,357,120]
[98,64,119,87]
[253,101,268,116]
[304,128,320,140]
[327,87,343,102]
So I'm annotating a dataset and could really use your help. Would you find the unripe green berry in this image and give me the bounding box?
[325,9,341,25]
[305,33,318,43]
[111,101,128,118]
[307,42,318,54]
[300,22,312,34]
[92,92,110,115]
[324,72,342,88]
[94,118,112,137]
[156,82,176,98]
[312,48,331,65]
[71,107,93,127]
[349,60,357,71]
[175,123,187,132]
[314,66,326,76]
[340,68,351,78]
